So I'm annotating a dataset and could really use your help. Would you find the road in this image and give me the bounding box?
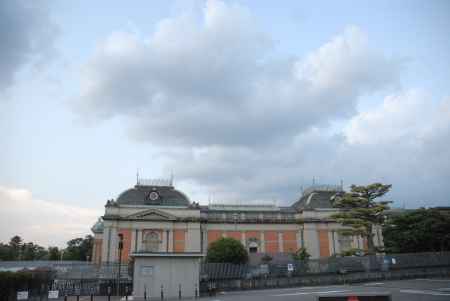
[202,278,450,301]
[55,278,450,301]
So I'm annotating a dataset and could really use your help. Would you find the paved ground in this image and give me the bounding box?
[200,278,450,301]
[57,278,450,301]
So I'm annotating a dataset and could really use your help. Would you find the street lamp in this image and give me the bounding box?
[117,233,124,296]
[232,213,238,230]
[300,224,305,248]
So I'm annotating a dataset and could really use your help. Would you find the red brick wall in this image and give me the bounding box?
[207,230,223,245]
[265,231,279,253]
[226,231,242,241]
[173,229,186,252]
[318,230,330,257]
[282,231,297,253]
[118,229,131,263]
[93,239,102,264]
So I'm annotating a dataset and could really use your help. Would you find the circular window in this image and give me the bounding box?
[149,191,159,201]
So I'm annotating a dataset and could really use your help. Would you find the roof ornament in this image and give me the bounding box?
[138,177,173,187]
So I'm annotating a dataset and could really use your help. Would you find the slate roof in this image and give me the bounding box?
[116,184,190,207]
[91,218,104,233]
[292,190,338,210]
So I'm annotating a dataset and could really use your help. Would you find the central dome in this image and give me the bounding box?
[116,184,190,207]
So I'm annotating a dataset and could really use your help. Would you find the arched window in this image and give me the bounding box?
[248,241,258,253]
[143,231,160,252]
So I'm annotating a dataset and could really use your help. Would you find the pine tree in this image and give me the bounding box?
[331,183,392,255]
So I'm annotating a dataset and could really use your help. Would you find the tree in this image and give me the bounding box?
[383,208,450,253]
[63,235,93,261]
[0,243,14,261]
[48,247,61,261]
[206,237,248,264]
[21,242,47,260]
[292,247,310,261]
[9,236,23,260]
[331,183,392,255]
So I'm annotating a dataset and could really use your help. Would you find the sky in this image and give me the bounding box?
[0,0,449,247]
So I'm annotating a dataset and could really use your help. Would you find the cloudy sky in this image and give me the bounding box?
[1,0,449,247]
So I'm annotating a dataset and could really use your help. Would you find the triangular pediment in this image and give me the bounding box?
[126,208,177,221]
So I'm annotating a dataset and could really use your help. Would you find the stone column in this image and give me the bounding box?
[278,232,284,252]
[304,224,319,259]
[168,229,174,252]
[260,232,265,253]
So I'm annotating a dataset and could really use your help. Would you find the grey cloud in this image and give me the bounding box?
[73,1,449,208]
[0,1,58,92]
[76,2,400,148]
[166,97,450,208]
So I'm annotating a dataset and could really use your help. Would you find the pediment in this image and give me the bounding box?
[126,209,177,221]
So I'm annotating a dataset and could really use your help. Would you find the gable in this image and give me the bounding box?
[125,208,177,221]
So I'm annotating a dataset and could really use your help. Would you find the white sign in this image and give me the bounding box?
[391,258,397,264]
[141,266,153,276]
[48,291,59,299]
[287,263,294,272]
[17,291,28,300]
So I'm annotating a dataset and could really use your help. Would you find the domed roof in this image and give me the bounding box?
[91,218,104,233]
[116,184,190,207]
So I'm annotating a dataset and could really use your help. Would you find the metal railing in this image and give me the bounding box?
[0,261,130,279]
[201,251,450,280]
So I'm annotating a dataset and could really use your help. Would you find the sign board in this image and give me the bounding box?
[48,291,59,299]
[141,266,154,276]
[17,291,28,300]
[287,263,294,272]
[391,258,396,264]
[260,264,269,274]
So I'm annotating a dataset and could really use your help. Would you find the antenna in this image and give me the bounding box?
[340,179,344,190]
[312,177,316,185]
[170,171,174,186]
[136,169,140,185]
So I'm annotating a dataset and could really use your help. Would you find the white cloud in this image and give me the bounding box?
[74,1,400,147]
[0,186,101,247]
[72,1,450,208]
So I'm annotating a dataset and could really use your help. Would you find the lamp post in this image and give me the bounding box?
[300,224,305,248]
[232,213,238,230]
[117,233,124,296]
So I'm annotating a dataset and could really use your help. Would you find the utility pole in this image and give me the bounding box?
[117,234,124,296]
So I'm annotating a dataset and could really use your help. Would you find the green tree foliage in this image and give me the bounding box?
[48,247,61,261]
[21,242,47,260]
[292,247,311,261]
[0,235,93,261]
[62,235,93,261]
[331,183,392,254]
[206,237,248,264]
[383,208,450,253]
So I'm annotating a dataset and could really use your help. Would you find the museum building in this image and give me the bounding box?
[91,178,384,264]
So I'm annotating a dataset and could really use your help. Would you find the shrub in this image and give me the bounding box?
[206,237,248,264]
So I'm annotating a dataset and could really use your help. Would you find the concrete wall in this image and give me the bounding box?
[133,256,200,299]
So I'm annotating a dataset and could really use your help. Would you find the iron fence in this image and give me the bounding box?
[0,261,130,279]
[201,251,450,280]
